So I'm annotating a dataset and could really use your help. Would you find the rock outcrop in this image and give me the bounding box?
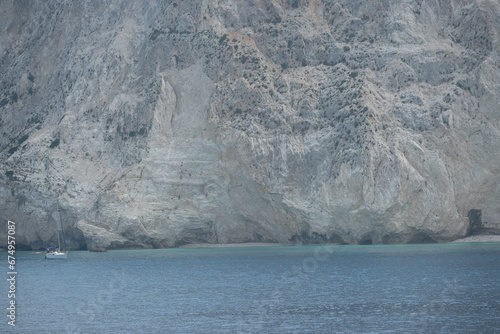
[1,0,499,250]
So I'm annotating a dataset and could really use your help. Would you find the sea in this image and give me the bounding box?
[2,242,500,333]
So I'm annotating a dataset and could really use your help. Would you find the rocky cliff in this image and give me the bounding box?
[1,0,499,250]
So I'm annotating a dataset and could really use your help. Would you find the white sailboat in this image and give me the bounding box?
[45,205,68,260]
[45,232,67,260]
[45,250,67,259]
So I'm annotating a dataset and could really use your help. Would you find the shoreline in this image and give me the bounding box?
[450,234,500,243]
[179,234,500,249]
[179,242,286,248]
[2,235,499,253]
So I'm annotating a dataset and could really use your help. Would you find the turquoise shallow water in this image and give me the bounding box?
[2,242,500,333]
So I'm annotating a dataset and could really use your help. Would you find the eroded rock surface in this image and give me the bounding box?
[1,0,499,250]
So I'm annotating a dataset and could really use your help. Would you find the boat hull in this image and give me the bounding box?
[45,252,68,260]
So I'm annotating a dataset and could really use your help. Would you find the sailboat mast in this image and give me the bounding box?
[57,201,66,252]
[59,211,65,252]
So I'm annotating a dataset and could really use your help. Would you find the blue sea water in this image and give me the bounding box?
[2,242,500,333]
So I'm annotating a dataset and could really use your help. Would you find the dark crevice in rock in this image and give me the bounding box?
[16,244,33,251]
[359,237,373,245]
[290,232,346,245]
[408,232,437,244]
[466,209,483,236]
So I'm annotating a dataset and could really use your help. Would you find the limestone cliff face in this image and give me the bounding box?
[1,0,499,250]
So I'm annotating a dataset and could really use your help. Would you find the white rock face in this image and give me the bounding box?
[1,0,499,250]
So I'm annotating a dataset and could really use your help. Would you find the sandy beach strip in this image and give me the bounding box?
[451,234,500,243]
[180,235,500,248]
[179,242,286,248]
